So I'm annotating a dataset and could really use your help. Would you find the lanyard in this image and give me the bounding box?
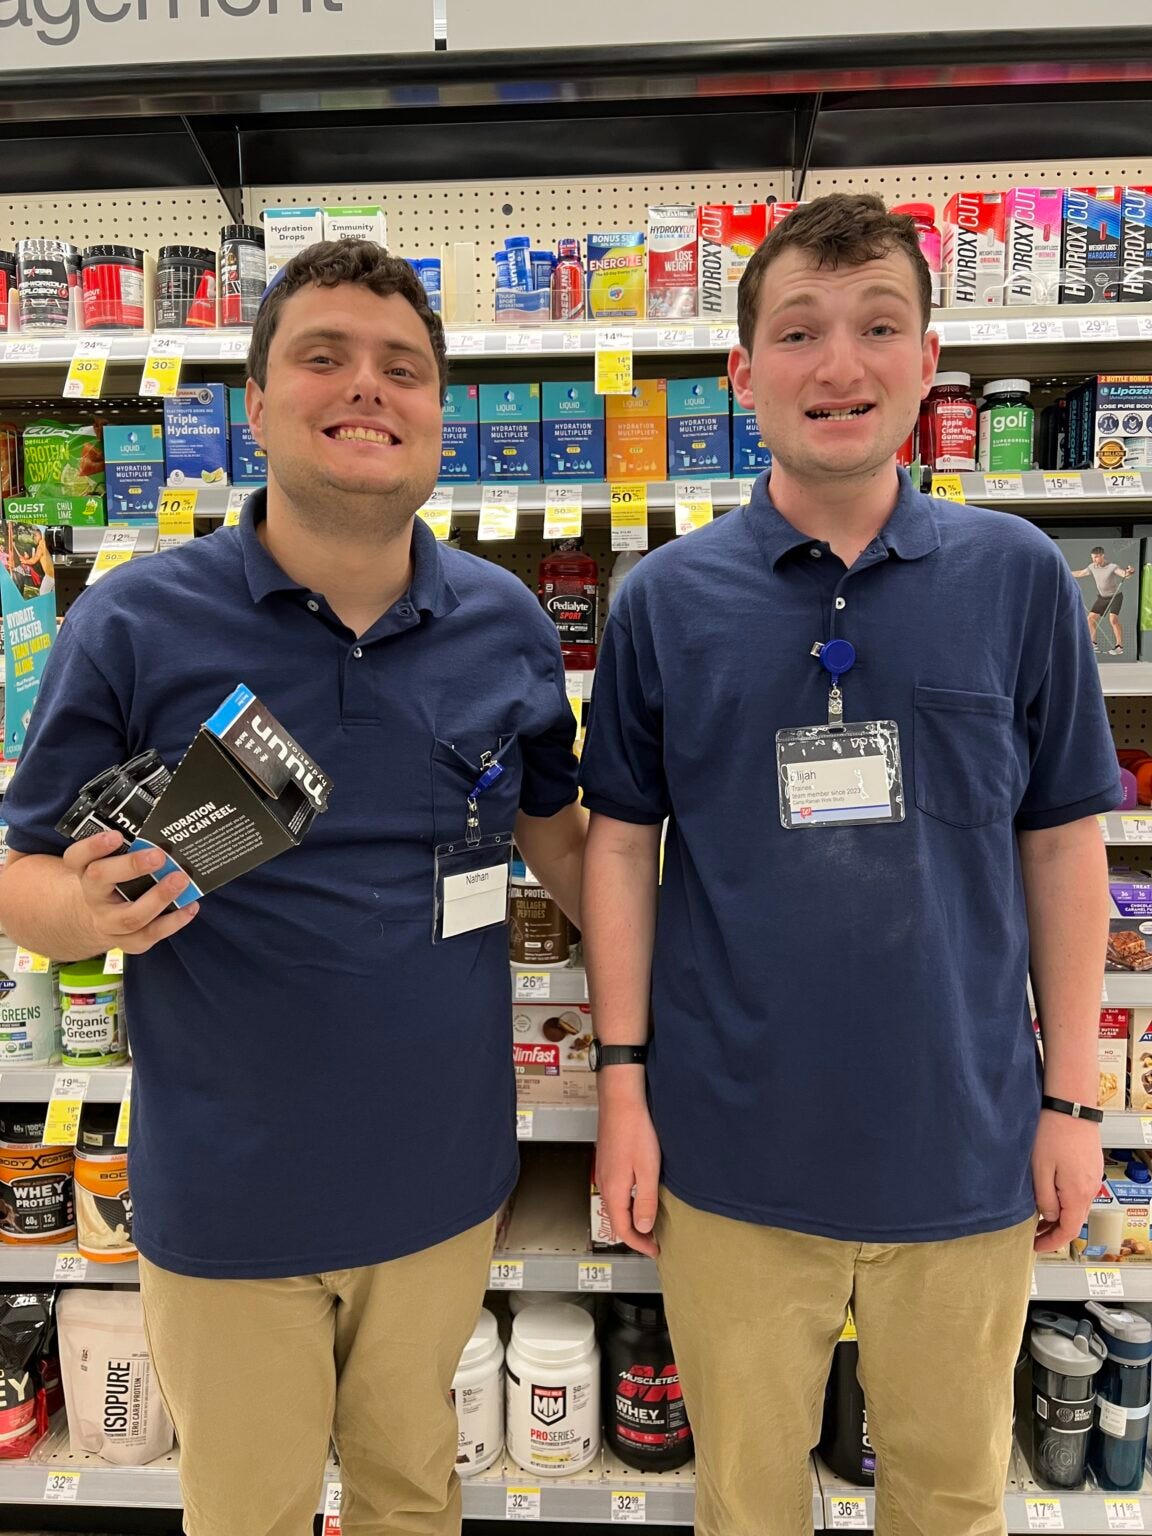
[466,750,507,846]
[809,637,857,729]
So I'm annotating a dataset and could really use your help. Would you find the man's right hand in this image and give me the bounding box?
[63,832,200,955]
[596,1094,662,1260]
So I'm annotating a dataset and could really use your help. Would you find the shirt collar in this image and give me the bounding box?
[238,488,459,618]
[746,467,942,570]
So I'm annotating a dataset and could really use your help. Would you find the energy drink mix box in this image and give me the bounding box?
[1098,1008,1129,1109]
[439,384,479,482]
[163,384,229,486]
[262,207,325,284]
[606,380,667,481]
[587,232,646,319]
[541,382,605,481]
[1061,187,1124,304]
[646,206,698,319]
[102,425,165,519]
[1130,1008,1152,1109]
[942,192,1006,306]
[732,399,773,474]
[3,494,104,528]
[698,204,768,318]
[323,207,387,245]
[130,684,332,908]
[478,383,540,481]
[1004,188,1064,304]
[21,421,104,498]
[227,389,267,485]
[1121,187,1152,302]
[666,376,731,476]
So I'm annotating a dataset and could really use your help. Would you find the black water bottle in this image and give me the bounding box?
[1027,1310,1105,1490]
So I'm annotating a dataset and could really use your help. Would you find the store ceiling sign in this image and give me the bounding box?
[0,0,432,71]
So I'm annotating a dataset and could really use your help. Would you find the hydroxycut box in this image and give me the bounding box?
[541,382,604,481]
[698,204,768,318]
[1121,186,1152,302]
[732,400,773,474]
[439,384,479,482]
[666,376,731,476]
[263,207,325,284]
[646,206,698,319]
[227,390,266,485]
[1004,188,1064,304]
[102,425,165,519]
[942,191,1006,306]
[587,231,646,320]
[479,383,540,481]
[163,384,229,486]
[323,207,387,246]
[1061,187,1124,304]
[606,379,667,481]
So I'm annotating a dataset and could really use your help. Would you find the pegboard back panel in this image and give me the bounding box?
[807,159,1152,204]
[1108,696,1152,750]
[0,191,231,253]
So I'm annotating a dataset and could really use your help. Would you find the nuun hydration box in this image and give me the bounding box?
[227,389,266,485]
[162,384,229,486]
[943,192,1006,306]
[666,377,731,476]
[732,400,773,474]
[542,383,605,482]
[479,383,541,481]
[440,384,480,482]
[1062,187,1124,304]
[587,232,646,319]
[262,207,325,284]
[102,425,165,520]
[646,206,698,319]
[1004,189,1064,304]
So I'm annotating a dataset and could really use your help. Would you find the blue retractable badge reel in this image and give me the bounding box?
[819,638,856,727]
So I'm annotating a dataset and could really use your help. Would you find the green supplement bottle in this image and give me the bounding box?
[979,379,1034,473]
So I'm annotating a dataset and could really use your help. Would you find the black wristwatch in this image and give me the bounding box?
[1041,1094,1104,1124]
[589,1041,648,1072]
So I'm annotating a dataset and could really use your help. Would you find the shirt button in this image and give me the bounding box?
[398,605,413,617]
[835,597,847,610]
[810,547,822,558]
[306,599,319,613]
[353,646,363,659]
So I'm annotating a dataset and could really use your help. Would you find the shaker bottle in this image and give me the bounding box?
[1026,1310,1105,1490]
[1086,1301,1152,1492]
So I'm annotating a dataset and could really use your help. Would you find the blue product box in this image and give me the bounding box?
[227,389,267,485]
[494,289,551,324]
[479,383,541,481]
[439,384,480,482]
[163,384,230,486]
[731,401,772,474]
[102,424,165,520]
[541,382,605,481]
[667,376,731,476]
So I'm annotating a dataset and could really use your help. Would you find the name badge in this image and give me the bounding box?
[776,721,905,828]
[441,862,510,938]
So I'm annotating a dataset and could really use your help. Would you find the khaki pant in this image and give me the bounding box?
[658,1189,1036,1536]
[138,1215,496,1536]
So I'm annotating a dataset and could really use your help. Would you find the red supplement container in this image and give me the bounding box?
[919,372,977,471]
[892,202,942,307]
[539,539,598,670]
[551,238,585,322]
[81,246,145,330]
[0,253,14,333]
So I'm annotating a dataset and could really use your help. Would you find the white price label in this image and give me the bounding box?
[323,1479,342,1535]
[738,480,755,504]
[708,324,738,348]
[506,1488,541,1521]
[224,487,250,526]
[515,1109,534,1140]
[1026,1498,1064,1531]
[595,328,634,395]
[44,1471,80,1502]
[505,330,544,354]
[1030,1269,1039,1297]
[674,480,714,536]
[44,1073,90,1145]
[447,331,485,356]
[1077,316,1120,341]
[561,330,584,351]
[983,474,1024,498]
[218,335,250,359]
[829,1496,868,1528]
[87,525,140,585]
[1143,1117,1152,1147]
[1105,472,1145,496]
[418,487,454,542]
[1123,815,1152,840]
[139,333,186,395]
[104,946,125,973]
[543,484,583,541]
[478,486,519,541]
[657,326,694,350]
[2,339,42,362]
[578,1261,613,1292]
[1043,473,1084,498]
[489,1259,524,1291]
[611,1491,647,1523]
[515,971,551,1001]
[1138,317,1152,341]
[1103,979,1110,1004]
[14,948,49,974]
[1088,1268,1125,1299]
[1106,1499,1144,1531]
[53,1252,88,1282]
[970,319,1009,343]
[1024,318,1065,342]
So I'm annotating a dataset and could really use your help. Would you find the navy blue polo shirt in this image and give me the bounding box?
[4,495,578,1277]
[580,469,1120,1244]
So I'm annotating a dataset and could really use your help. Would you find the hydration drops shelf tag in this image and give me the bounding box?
[543,485,583,541]
[610,483,649,552]
[674,481,713,536]
[595,329,634,395]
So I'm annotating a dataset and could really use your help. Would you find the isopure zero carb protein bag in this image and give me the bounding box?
[56,1289,173,1465]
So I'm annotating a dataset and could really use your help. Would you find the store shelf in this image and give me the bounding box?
[517,1105,598,1142]
[950,470,1152,509]
[1032,1262,1152,1302]
[0,1066,130,1102]
[1100,665,1152,697]
[1101,1111,1152,1145]
[0,333,249,368]
[0,1244,136,1285]
[512,963,588,1005]
[1102,974,1152,1006]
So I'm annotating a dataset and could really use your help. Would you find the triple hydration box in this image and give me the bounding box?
[439,384,480,482]
[163,384,229,486]
[542,382,605,481]
[227,389,266,485]
[479,383,541,481]
[102,425,165,520]
[666,377,731,475]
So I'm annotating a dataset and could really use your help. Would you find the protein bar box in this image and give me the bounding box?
[1107,867,1152,972]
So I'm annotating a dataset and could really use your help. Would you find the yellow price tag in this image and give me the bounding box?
[158,488,198,549]
[223,487,251,527]
[609,482,649,552]
[115,1079,132,1148]
[931,474,966,503]
[674,480,714,535]
[63,338,111,399]
[86,526,139,586]
[43,1072,90,1147]
[14,949,50,974]
[417,487,453,542]
[543,485,583,541]
[139,336,185,397]
[839,1306,857,1342]
[738,480,755,505]
[595,328,634,395]
[478,486,518,542]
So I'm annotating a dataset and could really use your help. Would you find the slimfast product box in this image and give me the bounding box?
[586,231,646,320]
[732,400,773,475]
[439,384,479,482]
[478,383,541,481]
[698,204,768,319]
[263,207,325,283]
[606,379,667,481]
[1130,1008,1152,1109]
[541,382,605,481]
[512,1003,594,1103]
[1122,186,1152,302]
[942,192,1006,306]
[1004,188,1064,304]
[1055,536,1139,661]
[646,205,698,319]
[323,207,387,245]
[1099,1008,1129,1109]
[666,376,731,476]
[590,1176,627,1252]
[163,384,229,486]
[227,390,266,485]
[1062,187,1124,304]
[102,425,165,519]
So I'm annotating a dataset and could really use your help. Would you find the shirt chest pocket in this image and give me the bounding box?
[431,733,523,846]
[913,686,1021,829]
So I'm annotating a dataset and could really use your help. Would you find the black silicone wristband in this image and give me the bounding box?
[1041,1094,1105,1124]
